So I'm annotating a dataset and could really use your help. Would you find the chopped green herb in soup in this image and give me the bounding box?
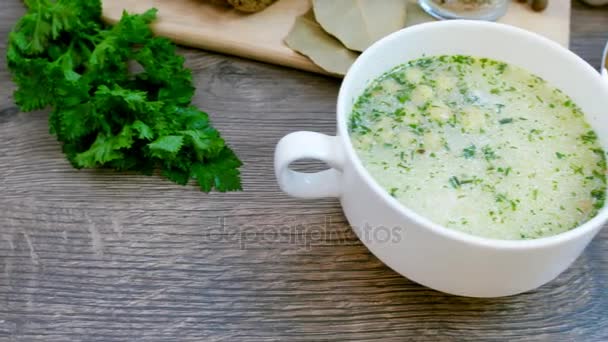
[349,55,607,240]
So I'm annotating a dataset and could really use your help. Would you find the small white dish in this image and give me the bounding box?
[275,20,608,297]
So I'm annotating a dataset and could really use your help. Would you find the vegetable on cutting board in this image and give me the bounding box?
[7,0,242,192]
[206,0,278,13]
[312,0,409,52]
[284,0,560,75]
[284,10,359,76]
[284,0,433,75]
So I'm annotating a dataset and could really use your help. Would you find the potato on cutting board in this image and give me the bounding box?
[206,0,278,12]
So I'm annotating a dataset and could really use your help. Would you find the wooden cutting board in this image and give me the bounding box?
[102,0,570,76]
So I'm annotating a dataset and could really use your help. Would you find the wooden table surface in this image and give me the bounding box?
[1,1,607,341]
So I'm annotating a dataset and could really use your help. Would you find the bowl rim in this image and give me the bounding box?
[337,20,608,250]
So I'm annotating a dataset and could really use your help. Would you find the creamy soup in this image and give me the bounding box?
[349,55,606,240]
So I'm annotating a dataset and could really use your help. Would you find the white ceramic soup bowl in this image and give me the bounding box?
[274,20,608,297]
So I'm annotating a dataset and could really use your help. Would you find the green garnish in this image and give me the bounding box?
[397,93,410,103]
[397,163,410,171]
[394,108,406,118]
[496,63,507,74]
[451,55,474,65]
[396,83,415,103]
[532,189,539,200]
[390,73,407,85]
[580,131,598,144]
[495,193,517,211]
[408,123,425,135]
[556,152,566,159]
[415,57,435,68]
[447,114,459,127]
[463,144,476,159]
[482,146,498,161]
[591,188,606,209]
[495,193,508,203]
[528,129,542,142]
[570,164,585,175]
[7,0,242,191]
[449,176,461,189]
[497,167,512,176]
[499,118,513,124]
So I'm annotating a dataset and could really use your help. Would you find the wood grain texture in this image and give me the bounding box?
[1,1,607,341]
[101,0,571,76]
[101,0,328,75]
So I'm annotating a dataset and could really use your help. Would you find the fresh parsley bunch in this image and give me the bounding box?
[7,0,242,191]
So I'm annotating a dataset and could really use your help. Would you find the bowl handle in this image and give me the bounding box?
[275,131,344,198]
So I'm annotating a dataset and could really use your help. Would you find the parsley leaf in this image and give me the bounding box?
[7,0,242,191]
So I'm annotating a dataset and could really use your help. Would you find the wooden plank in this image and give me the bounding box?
[101,0,571,76]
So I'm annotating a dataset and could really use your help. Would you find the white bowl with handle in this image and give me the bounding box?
[274,20,608,297]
